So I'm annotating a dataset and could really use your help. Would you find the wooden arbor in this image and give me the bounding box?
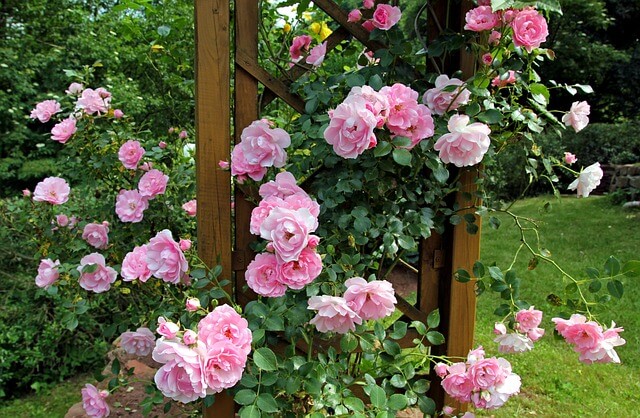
[195,0,479,415]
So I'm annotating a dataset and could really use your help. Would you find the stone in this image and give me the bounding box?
[629,177,640,189]
[64,402,88,418]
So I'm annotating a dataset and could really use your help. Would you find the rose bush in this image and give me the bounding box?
[21,0,640,417]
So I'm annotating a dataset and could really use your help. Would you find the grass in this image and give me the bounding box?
[474,195,640,417]
[1,196,637,417]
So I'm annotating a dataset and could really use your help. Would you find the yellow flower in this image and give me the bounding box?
[283,23,292,33]
[309,22,320,34]
[302,11,313,22]
[309,22,332,40]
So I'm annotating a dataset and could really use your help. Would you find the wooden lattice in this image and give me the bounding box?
[195,0,479,415]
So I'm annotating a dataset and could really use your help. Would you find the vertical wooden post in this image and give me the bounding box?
[195,0,235,416]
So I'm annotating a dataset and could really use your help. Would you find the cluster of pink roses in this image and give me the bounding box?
[308,277,396,334]
[81,383,110,418]
[493,306,545,353]
[230,119,291,182]
[289,35,327,68]
[122,229,190,284]
[347,2,402,32]
[152,305,252,403]
[120,326,156,356]
[245,172,322,297]
[552,314,625,364]
[437,346,521,410]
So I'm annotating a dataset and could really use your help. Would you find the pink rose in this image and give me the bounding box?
[182,199,197,217]
[138,169,169,199]
[464,6,499,32]
[179,130,188,139]
[35,258,60,288]
[113,109,124,119]
[230,145,267,182]
[466,346,485,363]
[363,0,374,9]
[482,53,493,66]
[434,363,449,378]
[371,4,402,30]
[348,9,362,23]
[118,140,145,170]
[183,330,198,345]
[82,222,109,249]
[66,82,84,95]
[392,104,435,148]
[308,295,362,334]
[380,83,422,132]
[434,114,491,167]
[115,189,148,223]
[33,176,70,205]
[343,277,397,320]
[441,362,473,403]
[179,238,192,251]
[493,330,534,353]
[121,245,152,282]
[562,101,590,133]
[56,214,69,227]
[22,189,31,197]
[153,345,206,402]
[239,119,291,169]
[324,95,378,159]
[51,118,77,143]
[305,42,327,67]
[488,30,502,45]
[568,162,603,198]
[30,100,61,123]
[81,383,110,418]
[77,253,117,293]
[245,252,287,297]
[289,35,312,62]
[158,141,167,149]
[579,323,625,364]
[362,19,375,32]
[120,327,156,356]
[198,304,252,355]
[515,306,543,333]
[510,8,548,52]
[423,75,471,115]
[250,196,283,235]
[491,70,517,87]
[564,152,578,165]
[258,171,305,199]
[348,85,390,128]
[157,317,180,339]
[470,368,521,409]
[467,357,507,390]
[259,207,318,263]
[277,247,322,290]
[186,298,201,312]
[76,88,111,115]
[218,160,230,169]
[146,229,189,284]
[202,341,248,393]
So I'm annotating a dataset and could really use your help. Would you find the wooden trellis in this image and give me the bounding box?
[195,0,478,416]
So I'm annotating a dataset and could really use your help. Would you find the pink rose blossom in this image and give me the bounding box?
[238,119,291,169]
[66,82,84,95]
[348,9,362,23]
[77,253,117,293]
[182,199,197,217]
[380,83,419,131]
[138,169,169,199]
[283,192,320,217]
[308,295,363,334]
[289,35,312,62]
[510,8,549,52]
[81,383,110,418]
[250,196,284,235]
[218,160,230,169]
[198,304,252,354]
[157,317,180,339]
[30,100,61,123]
[553,314,602,350]
[245,252,287,297]
[442,406,455,416]
[371,4,402,30]
[482,53,493,66]
[76,88,111,115]
[277,247,322,290]
[153,343,207,403]
[568,162,603,197]
[121,245,152,282]
[113,109,124,119]
[56,214,69,227]
[488,30,502,45]
[118,140,145,170]
[158,141,167,149]
[464,6,499,32]
[186,298,201,312]
[179,130,188,139]
[82,222,109,249]
[120,327,156,356]
[564,152,578,165]
[183,330,198,345]
[441,362,473,403]
[467,346,486,363]
[146,229,189,284]
[393,104,435,148]
[115,189,148,223]
[501,9,518,24]
[423,75,471,115]
[471,369,521,409]
[434,363,449,378]
[258,171,305,199]
[468,358,507,389]
[362,19,375,32]
[434,114,491,167]
[230,145,267,182]
[579,323,625,364]
[35,258,60,288]
[515,306,543,334]
[491,70,517,87]
[260,207,318,263]
[562,101,590,133]
[324,95,378,159]
[22,189,31,197]
[51,118,77,143]
[306,42,327,67]
[343,277,397,320]
[33,176,70,205]
[202,341,248,393]
[179,239,192,251]
[363,0,374,8]
[348,85,390,128]
[493,326,534,353]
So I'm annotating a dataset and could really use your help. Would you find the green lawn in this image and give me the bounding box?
[474,196,640,417]
[0,375,86,418]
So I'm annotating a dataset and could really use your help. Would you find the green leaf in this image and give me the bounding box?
[477,109,503,124]
[489,216,501,229]
[344,396,365,412]
[473,261,485,278]
[383,340,401,356]
[253,347,278,371]
[239,405,261,418]
[491,0,515,11]
[340,333,358,353]
[392,148,412,166]
[433,166,449,183]
[588,279,602,293]
[397,235,416,250]
[426,330,445,345]
[607,279,624,299]
[369,385,387,409]
[305,97,318,114]
[412,379,430,394]
[157,25,171,37]
[190,268,207,279]
[417,395,436,415]
[390,374,407,388]
[256,393,279,413]
[369,74,383,91]
[411,320,427,336]
[388,394,408,411]
[530,83,550,105]
[346,73,366,88]
[622,260,640,277]
[374,141,392,157]
[82,263,98,274]
[585,267,600,279]
[235,389,257,406]
[389,321,408,339]
[576,84,593,94]
[427,309,440,328]
[455,268,471,283]
[604,256,621,276]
